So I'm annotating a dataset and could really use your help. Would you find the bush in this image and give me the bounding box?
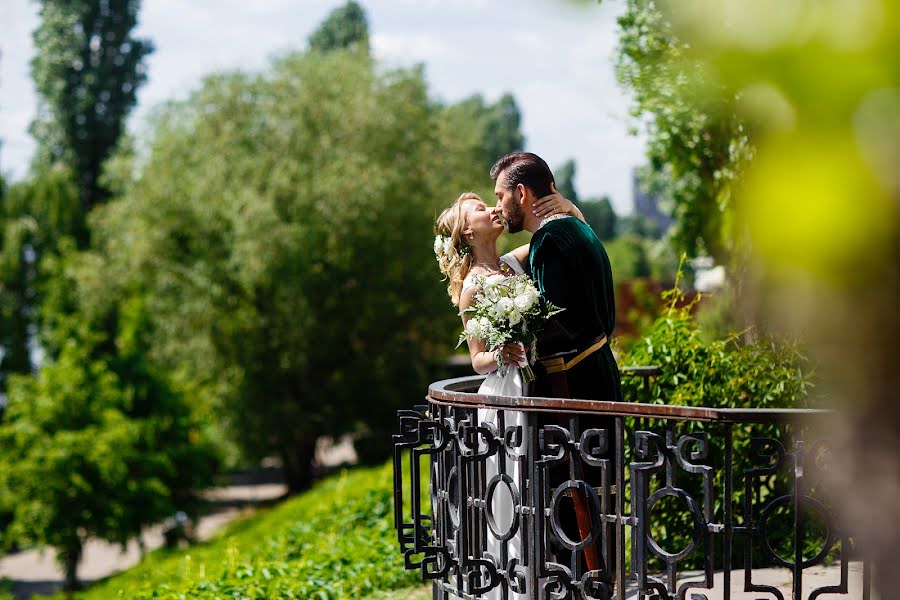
[620,281,817,570]
[623,286,812,409]
[54,462,422,599]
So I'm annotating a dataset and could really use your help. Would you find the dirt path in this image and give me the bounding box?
[0,481,286,599]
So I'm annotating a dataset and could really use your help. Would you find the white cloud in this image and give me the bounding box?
[372,32,454,63]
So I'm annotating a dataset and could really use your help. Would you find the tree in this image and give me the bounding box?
[308,1,369,53]
[442,93,525,171]
[605,234,651,279]
[30,0,153,222]
[1,1,150,391]
[554,159,578,203]
[84,49,483,492]
[483,93,525,168]
[0,268,218,590]
[615,0,749,265]
[0,170,83,386]
[0,173,30,387]
[579,196,617,240]
[650,1,900,587]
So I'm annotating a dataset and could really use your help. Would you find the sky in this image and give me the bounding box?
[0,0,647,214]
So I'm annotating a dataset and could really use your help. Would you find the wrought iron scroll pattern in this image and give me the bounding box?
[741,437,851,600]
[631,424,715,600]
[393,396,865,600]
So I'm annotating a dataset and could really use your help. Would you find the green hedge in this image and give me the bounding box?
[51,462,422,599]
[620,284,816,570]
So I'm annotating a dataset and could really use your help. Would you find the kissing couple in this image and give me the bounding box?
[433,152,623,597]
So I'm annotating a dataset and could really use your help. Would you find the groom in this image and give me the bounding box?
[491,151,620,589]
[490,152,621,403]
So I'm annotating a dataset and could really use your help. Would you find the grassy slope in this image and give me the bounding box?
[51,461,428,599]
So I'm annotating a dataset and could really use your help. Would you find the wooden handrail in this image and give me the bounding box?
[427,372,833,425]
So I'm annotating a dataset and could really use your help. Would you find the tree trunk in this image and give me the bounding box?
[280,437,317,494]
[60,542,82,591]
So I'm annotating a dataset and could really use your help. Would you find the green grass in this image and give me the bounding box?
[50,461,428,599]
[367,585,431,600]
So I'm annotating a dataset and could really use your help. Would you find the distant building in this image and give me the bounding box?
[632,168,673,235]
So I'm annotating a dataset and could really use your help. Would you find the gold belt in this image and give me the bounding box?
[538,335,608,374]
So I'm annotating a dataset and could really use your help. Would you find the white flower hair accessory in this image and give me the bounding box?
[433,233,471,262]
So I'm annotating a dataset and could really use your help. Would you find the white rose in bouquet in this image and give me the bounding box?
[465,318,481,338]
[478,317,492,335]
[514,293,534,312]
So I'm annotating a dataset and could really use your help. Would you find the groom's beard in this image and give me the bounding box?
[504,200,525,234]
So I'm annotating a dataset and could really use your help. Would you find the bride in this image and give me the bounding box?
[433,190,581,599]
[434,190,581,393]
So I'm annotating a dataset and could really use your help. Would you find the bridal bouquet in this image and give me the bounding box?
[458,273,564,384]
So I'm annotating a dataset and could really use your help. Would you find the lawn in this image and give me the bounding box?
[48,461,429,599]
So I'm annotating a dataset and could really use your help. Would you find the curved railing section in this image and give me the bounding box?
[392,368,869,600]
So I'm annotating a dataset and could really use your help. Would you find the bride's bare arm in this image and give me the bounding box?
[533,192,585,222]
[459,286,527,374]
[510,244,530,268]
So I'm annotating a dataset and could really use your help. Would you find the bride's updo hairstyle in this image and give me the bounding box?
[434,192,478,306]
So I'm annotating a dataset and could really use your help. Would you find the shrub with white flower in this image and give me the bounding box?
[457,273,563,383]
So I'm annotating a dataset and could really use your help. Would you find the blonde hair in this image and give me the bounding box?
[434,192,480,306]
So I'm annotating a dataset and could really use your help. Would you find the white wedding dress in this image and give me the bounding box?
[462,253,529,600]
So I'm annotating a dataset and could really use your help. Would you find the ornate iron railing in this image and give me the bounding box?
[392,369,870,600]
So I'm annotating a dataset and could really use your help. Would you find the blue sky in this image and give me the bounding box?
[0,0,646,213]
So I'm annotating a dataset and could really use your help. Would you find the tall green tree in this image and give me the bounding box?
[4,0,151,390]
[579,196,617,240]
[308,1,369,53]
[554,159,578,203]
[616,0,749,265]
[30,0,153,222]
[0,261,218,589]
[84,49,485,492]
[483,93,525,168]
[442,93,525,171]
[0,170,82,386]
[0,173,31,386]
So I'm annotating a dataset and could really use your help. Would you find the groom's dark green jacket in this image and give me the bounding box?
[528,216,623,402]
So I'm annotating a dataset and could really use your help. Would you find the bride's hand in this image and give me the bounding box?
[533,185,576,219]
[498,342,527,366]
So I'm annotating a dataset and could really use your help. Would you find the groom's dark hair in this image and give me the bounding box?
[490,152,555,198]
